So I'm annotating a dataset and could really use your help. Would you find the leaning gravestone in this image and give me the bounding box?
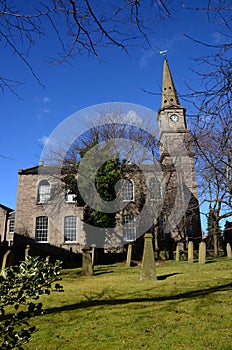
[188,241,194,263]
[226,243,232,259]
[140,233,156,281]
[81,246,93,276]
[25,244,30,259]
[1,250,15,271]
[91,244,96,265]
[199,241,206,264]
[126,243,133,267]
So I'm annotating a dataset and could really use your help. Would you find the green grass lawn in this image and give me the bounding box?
[24,258,232,350]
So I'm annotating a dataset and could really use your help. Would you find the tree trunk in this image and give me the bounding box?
[213,233,219,257]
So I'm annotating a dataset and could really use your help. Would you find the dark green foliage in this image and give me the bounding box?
[0,256,63,349]
[64,131,121,230]
[85,157,121,228]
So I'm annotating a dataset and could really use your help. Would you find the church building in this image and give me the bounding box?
[4,59,202,256]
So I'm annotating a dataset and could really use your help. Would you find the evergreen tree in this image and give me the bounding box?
[63,132,121,233]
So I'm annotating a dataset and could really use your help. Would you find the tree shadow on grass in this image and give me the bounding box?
[205,260,216,264]
[157,273,180,280]
[92,270,114,276]
[45,281,232,315]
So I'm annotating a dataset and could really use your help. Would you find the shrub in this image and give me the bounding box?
[0,256,63,349]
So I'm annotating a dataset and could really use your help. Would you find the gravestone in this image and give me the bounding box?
[81,246,93,276]
[25,244,30,259]
[91,244,96,265]
[199,241,206,264]
[226,243,232,259]
[126,243,133,267]
[1,250,15,271]
[140,233,156,281]
[175,245,180,261]
[188,241,194,263]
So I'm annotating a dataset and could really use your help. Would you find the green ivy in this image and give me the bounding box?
[0,256,63,349]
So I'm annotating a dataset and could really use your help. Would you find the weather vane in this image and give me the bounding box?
[159,50,167,58]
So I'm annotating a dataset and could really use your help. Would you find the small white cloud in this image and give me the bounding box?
[211,31,224,44]
[42,96,51,103]
[38,136,50,145]
[41,108,51,114]
[140,49,156,67]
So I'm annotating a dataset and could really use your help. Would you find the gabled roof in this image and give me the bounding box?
[0,203,14,212]
[18,164,62,175]
[18,165,40,175]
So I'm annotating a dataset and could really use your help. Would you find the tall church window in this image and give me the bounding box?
[149,177,161,201]
[122,180,134,201]
[122,215,136,242]
[64,216,77,242]
[35,216,48,242]
[38,180,50,203]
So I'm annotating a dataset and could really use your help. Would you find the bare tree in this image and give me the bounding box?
[0,0,173,94]
[192,111,232,255]
[183,2,232,254]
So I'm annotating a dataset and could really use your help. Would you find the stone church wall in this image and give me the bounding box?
[15,167,86,252]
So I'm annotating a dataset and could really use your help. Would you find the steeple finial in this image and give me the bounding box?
[161,58,180,108]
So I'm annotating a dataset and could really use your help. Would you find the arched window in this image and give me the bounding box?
[122,180,134,201]
[122,215,136,242]
[64,216,77,242]
[38,180,50,203]
[149,177,161,201]
[35,216,48,242]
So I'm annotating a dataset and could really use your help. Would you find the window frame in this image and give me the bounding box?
[9,219,15,234]
[122,214,136,242]
[65,191,76,203]
[35,216,48,243]
[64,216,77,242]
[149,177,161,201]
[37,180,51,203]
[121,179,134,202]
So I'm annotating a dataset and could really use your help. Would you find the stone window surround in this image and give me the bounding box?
[35,216,48,243]
[121,179,135,202]
[122,214,136,242]
[64,215,77,242]
[37,180,51,203]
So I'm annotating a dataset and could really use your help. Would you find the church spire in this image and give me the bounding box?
[161,58,180,108]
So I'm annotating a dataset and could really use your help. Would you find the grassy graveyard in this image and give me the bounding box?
[22,258,232,350]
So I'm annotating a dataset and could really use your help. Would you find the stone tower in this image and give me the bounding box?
[157,58,201,249]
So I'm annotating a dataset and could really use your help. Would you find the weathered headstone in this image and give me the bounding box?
[25,244,30,259]
[81,246,93,276]
[140,233,156,281]
[91,244,96,265]
[188,241,194,263]
[175,245,180,261]
[226,243,232,259]
[1,250,15,271]
[199,241,206,264]
[126,243,133,267]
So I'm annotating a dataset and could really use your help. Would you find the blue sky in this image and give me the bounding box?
[0,2,224,230]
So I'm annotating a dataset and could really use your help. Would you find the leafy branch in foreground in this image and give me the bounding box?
[0,256,63,349]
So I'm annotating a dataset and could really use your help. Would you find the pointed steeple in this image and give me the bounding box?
[161,58,180,108]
